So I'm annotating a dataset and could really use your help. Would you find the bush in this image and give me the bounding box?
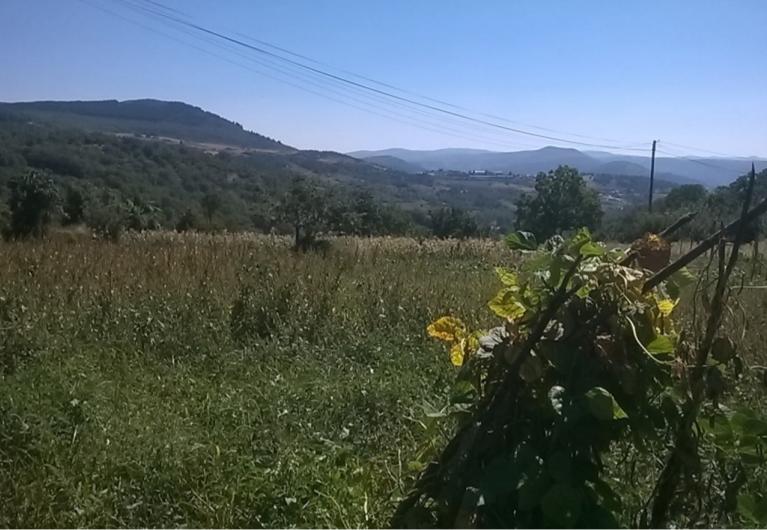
[175,208,200,232]
[4,171,59,239]
[86,203,125,241]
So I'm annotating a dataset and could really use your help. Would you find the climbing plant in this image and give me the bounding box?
[394,227,767,528]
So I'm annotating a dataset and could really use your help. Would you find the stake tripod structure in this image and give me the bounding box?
[392,166,765,528]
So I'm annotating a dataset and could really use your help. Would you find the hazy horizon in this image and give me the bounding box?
[2,0,765,157]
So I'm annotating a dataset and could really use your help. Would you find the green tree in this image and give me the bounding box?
[200,191,222,224]
[62,186,86,225]
[5,171,59,239]
[176,208,200,232]
[662,184,707,211]
[514,165,602,240]
[429,207,479,239]
[277,177,332,250]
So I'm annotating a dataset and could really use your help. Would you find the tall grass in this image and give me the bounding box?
[2,233,765,527]
[0,233,509,527]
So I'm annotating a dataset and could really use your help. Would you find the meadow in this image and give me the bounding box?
[0,233,511,527]
[1,233,766,527]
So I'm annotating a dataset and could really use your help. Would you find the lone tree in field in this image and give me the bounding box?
[514,165,602,240]
[5,171,58,239]
[277,177,332,250]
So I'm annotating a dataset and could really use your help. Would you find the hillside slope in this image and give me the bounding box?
[0,99,689,234]
[0,99,292,152]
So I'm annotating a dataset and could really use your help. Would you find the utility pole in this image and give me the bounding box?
[648,140,657,212]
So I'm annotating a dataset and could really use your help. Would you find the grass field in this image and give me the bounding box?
[0,233,512,527]
[1,233,766,527]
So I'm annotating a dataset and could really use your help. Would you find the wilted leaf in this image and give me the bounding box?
[506,231,538,251]
[494,267,519,287]
[426,316,466,342]
[656,298,677,317]
[450,341,465,367]
[671,267,696,288]
[548,385,566,415]
[488,288,526,320]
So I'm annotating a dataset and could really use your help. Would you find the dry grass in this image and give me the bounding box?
[0,233,509,527]
[1,233,765,527]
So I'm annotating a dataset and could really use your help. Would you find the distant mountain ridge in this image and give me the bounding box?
[349,146,767,186]
[0,99,292,152]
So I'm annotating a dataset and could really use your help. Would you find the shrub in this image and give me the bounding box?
[4,171,59,239]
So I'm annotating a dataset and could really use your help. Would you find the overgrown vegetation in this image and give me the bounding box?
[1,231,766,527]
[396,216,767,527]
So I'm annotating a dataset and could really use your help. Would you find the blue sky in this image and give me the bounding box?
[1,0,765,156]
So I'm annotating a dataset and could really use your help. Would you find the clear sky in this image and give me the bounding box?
[1,0,765,157]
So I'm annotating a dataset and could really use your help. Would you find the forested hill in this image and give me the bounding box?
[0,99,292,152]
[0,99,683,236]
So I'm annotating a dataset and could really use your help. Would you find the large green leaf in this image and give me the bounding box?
[541,483,584,527]
[731,409,767,437]
[450,380,477,405]
[647,335,675,354]
[585,387,628,421]
[580,241,604,257]
[546,451,573,483]
[506,231,538,251]
[479,455,520,504]
[738,494,767,525]
[567,228,592,255]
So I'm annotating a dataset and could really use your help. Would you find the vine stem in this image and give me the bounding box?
[646,164,756,528]
[390,256,583,528]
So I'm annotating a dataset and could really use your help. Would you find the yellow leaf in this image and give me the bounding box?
[427,316,466,342]
[466,333,480,353]
[449,341,465,367]
[488,287,526,321]
[656,298,677,317]
[494,267,519,287]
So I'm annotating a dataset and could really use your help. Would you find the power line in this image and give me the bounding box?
[107,0,557,149]
[130,0,649,147]
[81,0,544,151]
[149,13,546,149]
[105,0,652,153]
[655,147,739,173]
[658,140,746,159]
